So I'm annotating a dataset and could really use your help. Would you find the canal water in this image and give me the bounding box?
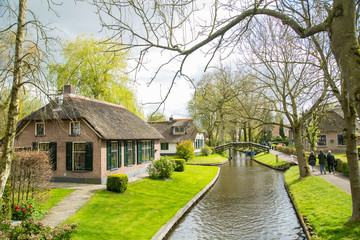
[167,152,306,239]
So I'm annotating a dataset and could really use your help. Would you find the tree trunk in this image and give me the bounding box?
[293,125,311,178]
[330,0,360,222]
[0,0,27,198]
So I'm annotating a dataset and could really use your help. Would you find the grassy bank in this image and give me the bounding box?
[187,153,227,165]
[65,165,218,240]
[284,166,360,239]
[38,188,74,214]
[254,152,289,167]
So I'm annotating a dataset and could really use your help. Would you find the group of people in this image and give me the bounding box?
[308,150,336,174]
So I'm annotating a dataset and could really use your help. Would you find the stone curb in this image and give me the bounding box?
[284,184,312,240]
[151,167,221,240]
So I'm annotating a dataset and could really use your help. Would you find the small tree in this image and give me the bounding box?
[176,140,195,161]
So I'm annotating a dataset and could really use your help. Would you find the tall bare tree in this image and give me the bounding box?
[92,0,360,221]
[0,0,55,198]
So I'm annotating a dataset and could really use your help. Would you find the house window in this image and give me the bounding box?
[173,126,185,135]
[66,142,92,171]
[337,134,346,146]
[35,122,45,136]
[317,135,327,146]
[70,121,80,136]
[33,142,57,170]
[125,141,135,166]
[141,140,151,162]
[195,138,204,149]
[110,141,118,169]
[73,142,86,170]
[161,143,169,150]
[38,142,50,152]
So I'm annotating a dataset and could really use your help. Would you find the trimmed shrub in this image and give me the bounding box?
[336,159,343,172]
[176,140,195,161]
[0,218,77,239]
[172,159,186,172]
[107,174,129,193]
[201,145,212,156]
[277,146,296,155]
[209,147,215,154]
[147,157,175,179]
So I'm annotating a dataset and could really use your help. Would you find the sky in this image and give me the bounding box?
[26,0,207,119]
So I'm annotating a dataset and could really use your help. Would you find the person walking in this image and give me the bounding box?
[327,150,336,174]
[318,150,327,174]
[308,151,316,172]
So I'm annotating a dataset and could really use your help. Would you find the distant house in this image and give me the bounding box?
[149,117,205,155]
[305,108,360,153]
[12,85,163,184]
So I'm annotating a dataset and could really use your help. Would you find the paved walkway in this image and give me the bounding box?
[41,173,148,228]
[270,149,351,194]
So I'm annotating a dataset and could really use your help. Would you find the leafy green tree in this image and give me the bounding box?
[49,35,143,117]
[147,111,166,122]
[176,140,195,161]
[303,114,321,153]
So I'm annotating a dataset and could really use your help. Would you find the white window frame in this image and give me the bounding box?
[161,143,169,150]
[69,121,80,136]
[337,134,346,146]
[35,122,45,137]
[110,141,118,169]
[38,142,50,153]
[173,126,185,134]
[73,142,87,170]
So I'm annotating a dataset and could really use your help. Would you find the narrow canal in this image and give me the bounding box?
[167,152,306,239]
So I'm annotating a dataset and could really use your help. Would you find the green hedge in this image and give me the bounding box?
[335,159,349,176]
[106,174,129,193]
[277,146,296,155]
[172,159,186,172]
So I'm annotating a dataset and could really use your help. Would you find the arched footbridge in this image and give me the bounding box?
[214,142,270,156]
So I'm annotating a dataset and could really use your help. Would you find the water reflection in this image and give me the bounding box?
[167,152,305,240]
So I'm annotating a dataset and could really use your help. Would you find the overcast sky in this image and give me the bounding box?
[27,0,205,119]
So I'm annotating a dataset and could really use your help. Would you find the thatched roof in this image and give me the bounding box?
[18,94,163,140]
[149,119,202,143]
[319,108,360,134]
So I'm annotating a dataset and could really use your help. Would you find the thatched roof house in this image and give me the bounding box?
[149,117,204,155]
[13,85,163,184]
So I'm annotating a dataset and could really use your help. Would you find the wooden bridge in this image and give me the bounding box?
[214,142,270,156]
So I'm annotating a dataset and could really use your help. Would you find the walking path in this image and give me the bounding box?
[41,173,148,228]
[270,149,351,194]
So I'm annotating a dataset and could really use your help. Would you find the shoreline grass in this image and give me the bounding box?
[65,165,218,240]
[284,166,360,239]
[254,152,289,167]
[187,153,227,165]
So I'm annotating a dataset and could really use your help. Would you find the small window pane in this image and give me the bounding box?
[317,135,327,146]
[337,134,346,146]
[70,122,80,136]
[110,142,118,169]
[74,143,86,170]
[36,123,45,136]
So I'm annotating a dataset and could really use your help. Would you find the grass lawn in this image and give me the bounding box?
[254,152,289,167]
[65,165,218,240]
[333,153,348,162]
[187,153,227,165]
[285,166,360,239]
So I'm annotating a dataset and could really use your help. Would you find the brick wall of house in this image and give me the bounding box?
[316,132,348,153]
[15,120,161,183]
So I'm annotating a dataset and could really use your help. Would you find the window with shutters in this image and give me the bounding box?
[35,122,45,136]
[73,142,86,170]
[141,140,151,162]
[70,121,80,136]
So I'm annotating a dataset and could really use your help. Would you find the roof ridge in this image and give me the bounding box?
[64,94,126,109]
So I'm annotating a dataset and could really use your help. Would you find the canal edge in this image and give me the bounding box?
[252,158,294,171]
[151,167,221,240]
[284,183,312,240]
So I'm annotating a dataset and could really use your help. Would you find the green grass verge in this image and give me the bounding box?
[254,152,289,167]
[65,165,218,240]
[38,189,74,213]
[284,166,360,239]
[333,153,347,163]
[187,153,227,164]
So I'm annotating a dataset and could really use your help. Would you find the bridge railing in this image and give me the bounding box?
[214,142,270,154]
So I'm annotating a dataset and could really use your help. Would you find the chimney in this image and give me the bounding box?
[169,115,174,122]
[63,85,76,95]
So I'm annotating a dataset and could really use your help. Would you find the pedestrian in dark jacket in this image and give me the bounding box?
[318,150,327,174]
[308,151,316,172]
[327,150,336,174]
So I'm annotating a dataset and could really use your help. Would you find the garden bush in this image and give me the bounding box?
[176,140,195,161]
[342,162,349,175]
[277,146,296,155]
[106,174,128,193]
[0,218,77,240]
[147,157,175,179]
[209,147,215,154]
[201,145,212,156]
[172,159,186,172]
